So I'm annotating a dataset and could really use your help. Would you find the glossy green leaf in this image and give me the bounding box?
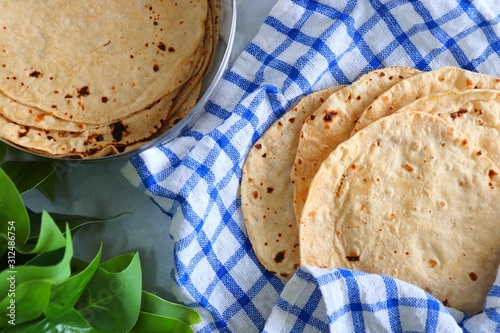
[141,291,201,325]
[131,312,194,333]
[0,142,7,162]
[76,253,142,333]
[2,308,107,333]
[0,279,51,327]
[1,161,58,196]
[0,225,73,301]
[0,167,30,251]
[17,211,66,254]
[44,246,102,318]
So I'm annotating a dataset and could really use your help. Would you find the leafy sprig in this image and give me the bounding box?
[0,142,200,332]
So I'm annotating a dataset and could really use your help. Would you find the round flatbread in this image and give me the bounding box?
[0,0,208,124]
[351,66,500,135]
[394,89,500,167]
[0,0,221,158]
[291,67,420,219]
[300,111,500,315]
[241,86,343,280]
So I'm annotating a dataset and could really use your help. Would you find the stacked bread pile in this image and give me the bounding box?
[241,66,500,315]
[0,0,220,158]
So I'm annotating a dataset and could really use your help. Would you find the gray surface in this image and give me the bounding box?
[13,0,278,301]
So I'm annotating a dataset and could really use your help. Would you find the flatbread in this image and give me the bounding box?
[300,111,500,315]
[291,67,420,219]
[351,66,500,135]
[394,89,500,167]
[0,93,177,157]
[0,0,221,158]
[241,86,343,280]
[0,0,208,124]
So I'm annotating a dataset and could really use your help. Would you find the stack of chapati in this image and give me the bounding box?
[241,66,500,315]
[0,0,220,158]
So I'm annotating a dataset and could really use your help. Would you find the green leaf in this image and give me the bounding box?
[1,161,58,196]
[1,308,107,333]
[17,211,66,254]
[0,167,30,255]
[131,312,195,333]
[0,141,7,162]
[141,291,201,325]
[76,253,142,333]
[44,246,102,318]
[0,279,52,327]
[0,225,73,304]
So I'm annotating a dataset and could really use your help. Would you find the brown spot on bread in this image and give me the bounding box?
[77,86,90,98]
[428,259,437,268]
[157,42,166,51]
[110,121,127,142]
[18,126,29,138]
[469,272,478,281]
[252,191,258,199]
[267,187,274,194]
[254,143,262,149]
[29,70,42,78]
[402,164,413,172]
[274,251,286,263]
[489,169,498,179]
[346,251,360,261]
[450,109,467,120]
[102,96,108,103]
[323,110,337,122]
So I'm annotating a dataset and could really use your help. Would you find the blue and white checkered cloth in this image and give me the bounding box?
[122,1,500,332]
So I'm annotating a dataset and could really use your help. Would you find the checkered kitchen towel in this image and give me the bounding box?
[122,1,500,332]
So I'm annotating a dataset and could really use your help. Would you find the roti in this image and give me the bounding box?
[299,111,500,315]
[394,89,500,167]
[0,0,220,158]
[241,86,343,280]
[291,66,420,219]
[351,66,500,135]
[0,0,208,124]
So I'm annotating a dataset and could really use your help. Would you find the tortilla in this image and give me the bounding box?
[300,111,500,315]
[291,66,420,219]
[241,86,343,280]
[0,0,208,124]
[0,0,221,158]
[394,89,500,167]
[351,66,500,135]
[0,93,177,157]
